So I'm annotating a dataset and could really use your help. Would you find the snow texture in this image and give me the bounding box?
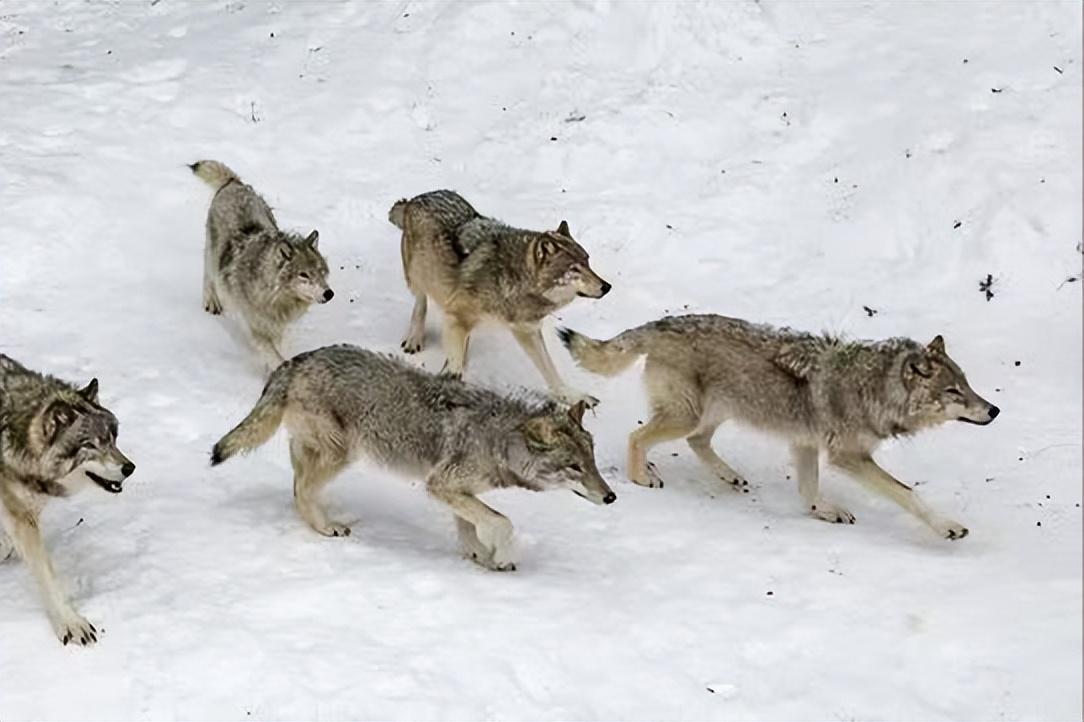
[0,1,1080,720]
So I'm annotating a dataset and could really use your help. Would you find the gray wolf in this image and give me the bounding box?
[191,160,333,370]
[388,190,610,407]
[559,314,999,540]
[210,345,615,571]
[0,355,135,645]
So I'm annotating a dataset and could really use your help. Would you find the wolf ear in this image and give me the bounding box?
[927,335,945,355]
[278,241,294,262]
[78,378,99,403]
[533,237,558,266]
[555,220,571,237]
[522,416,555,451]
[305,230,319,249]
[902,353,933,386]
[567,400,587,426]
[42,401,77,443]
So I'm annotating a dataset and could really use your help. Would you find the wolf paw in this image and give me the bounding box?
[400,332,424,354]
[632,462,665,489]
[314,521,352,538]
[723,476,751,494]
[51,612,98,647]
[811,502,855,525]
[203,297,223,315]
[938,521,969,540]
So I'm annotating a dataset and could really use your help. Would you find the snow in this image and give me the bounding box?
[0,1,1080,719]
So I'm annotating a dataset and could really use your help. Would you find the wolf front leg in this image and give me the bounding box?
[249,326,287,374]
[0,491,98,645]
[829,451,967,540]
[511,324,598,408]
[791,444,854,524]
[401,292,427,354]
[439,314,474,378]
[427,478,515,571]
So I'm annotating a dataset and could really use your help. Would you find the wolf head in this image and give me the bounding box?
[513,400,616,505]
[26,379,136,494]
[275,230,333,305]
[528,221,611,305]
[901,335,999,429]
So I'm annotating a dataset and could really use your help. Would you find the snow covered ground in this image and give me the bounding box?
[1,1,1080,719]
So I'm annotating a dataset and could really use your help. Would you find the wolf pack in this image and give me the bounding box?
[0,160,1000,647]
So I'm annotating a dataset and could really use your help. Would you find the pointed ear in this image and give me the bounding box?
[79,378,99,403]
[556,220,571,237]
[305,230,319,249]
[42,401,77,443]
[278,241,294,262]
[902,353,932,386]
[533,237,558,266]
[521,416,554,451]
[568,400,586,426]
[927,335,945,355]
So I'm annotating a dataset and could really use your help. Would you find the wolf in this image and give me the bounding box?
[210,345,615,570]
[388,190,610,407]
[559,314,1000,540]
[191,160,333,370]
[0,355,135,645]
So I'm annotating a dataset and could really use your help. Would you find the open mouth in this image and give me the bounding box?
[86,471,123,493]
[957,417,992,426]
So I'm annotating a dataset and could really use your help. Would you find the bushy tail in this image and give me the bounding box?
[189,160,241,191]
[388,198,409,229]
[557,326,648,377]
[210,366,290,465]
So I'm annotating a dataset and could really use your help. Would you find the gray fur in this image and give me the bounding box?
[561,314,999,539]
[192,160,333,370]
[0,354,135,646]
[211,345,615,570]
[389,190,611,407]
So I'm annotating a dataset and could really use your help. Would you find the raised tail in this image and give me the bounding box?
[210,365,290,465]
[189,160,241,191]
[388,198,409,229]
[557,326,647,377]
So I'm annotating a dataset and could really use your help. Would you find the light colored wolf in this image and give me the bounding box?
[559,314,1000,540]
[191,160,333,370]
[388,190,610,407]
[210,345,615,570]
[0,355,135,645]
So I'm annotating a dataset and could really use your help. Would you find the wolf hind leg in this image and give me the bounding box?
[290,439,350,537]
[0,532,14,562]
[401,292,427,354]
[439,314,474,378]
[793,444,854,523]
[628,362,700,488]
[686,422,750,493]
[455,517,495,567]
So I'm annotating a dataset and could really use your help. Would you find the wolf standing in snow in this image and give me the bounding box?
[210,345,615,571]
[388,190,610,407]
[191,160,333,370]
[0,355,135,645]
[560,315,999,540]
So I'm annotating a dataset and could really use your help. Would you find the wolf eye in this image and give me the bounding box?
[569,463,583,473]
[945,388,964,397]
[298,273,311,281]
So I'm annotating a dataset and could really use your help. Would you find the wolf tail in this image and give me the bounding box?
[189,160,241,191]
[557,326,648,377]
[210,364,291,465]
[388,198,410,229]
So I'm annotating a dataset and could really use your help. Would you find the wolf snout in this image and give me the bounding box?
[988,405,1000,420]
[321,289,335,303]
[599,281,612,297]
[603,491,616,505]
[121,462,136,477]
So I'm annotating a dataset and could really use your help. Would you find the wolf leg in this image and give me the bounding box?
[0,495,97,645]
[830,452,966,539]
[687,423,750,492]
[454,517,496,567]
[792,444,853,523]
[0,531,14,561]
[627,411,697,489]
[290,440,350,537]
[511,325,598,408]
[203,243,223,314]
[250,327,287,373]
[439,315,473,378]
[428,484,515,571]
[401,293,427,354]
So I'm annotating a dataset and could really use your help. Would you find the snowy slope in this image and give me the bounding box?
[0,1,1080,719]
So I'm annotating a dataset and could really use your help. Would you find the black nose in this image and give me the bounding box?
[599,282,612,296]
[121,462,135,477]
[323,289,334,301]
[603,492,616,505]
[988,405,1000,420]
